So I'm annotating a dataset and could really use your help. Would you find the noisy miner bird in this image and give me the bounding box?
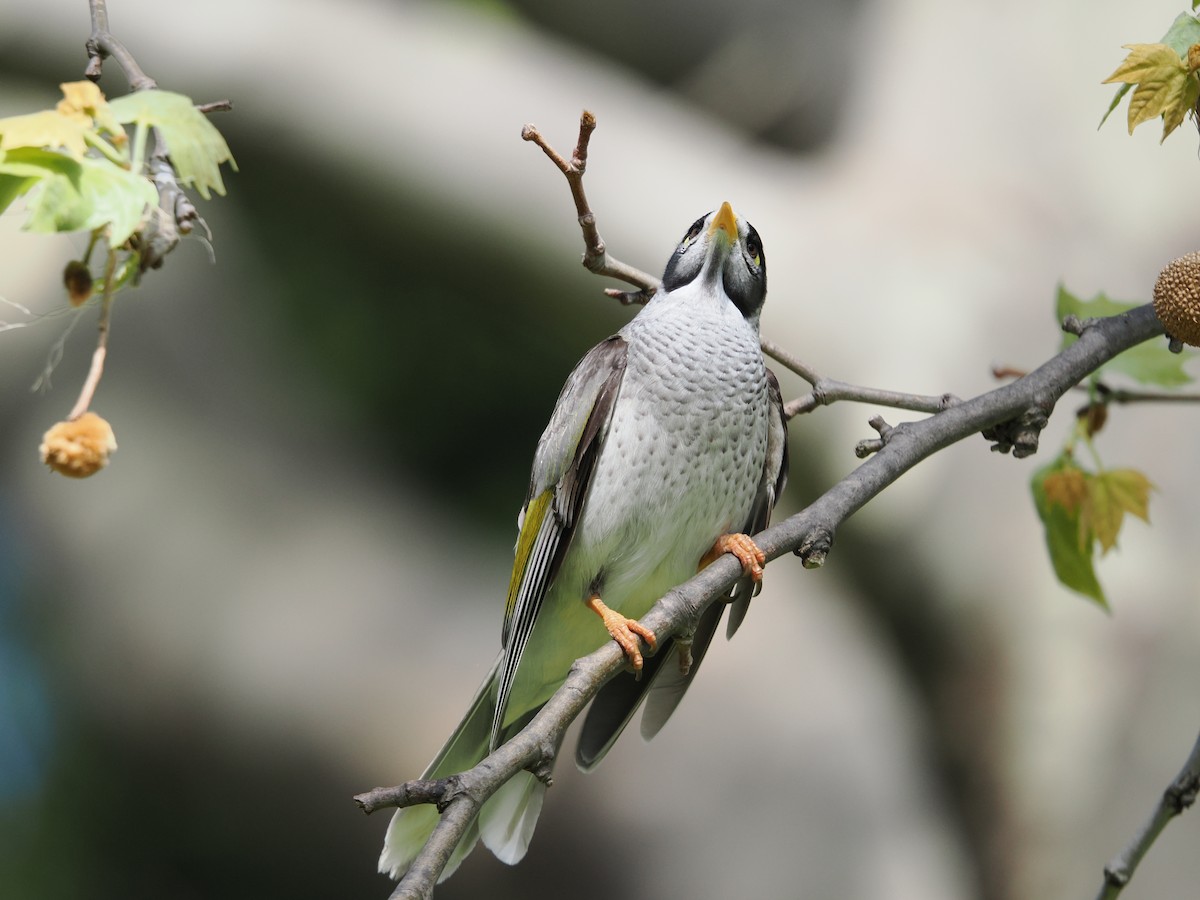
[380,202,789,881]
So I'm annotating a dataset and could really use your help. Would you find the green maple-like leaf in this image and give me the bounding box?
[1032,455,1107,608]
[109,89,236,200]
[0,147,157,244]
[1056,285,1194,387]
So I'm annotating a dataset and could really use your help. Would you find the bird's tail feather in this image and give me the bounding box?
[575,599,725,771]
[379,655,549,881]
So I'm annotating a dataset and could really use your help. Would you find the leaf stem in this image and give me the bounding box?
[66,249,117,421]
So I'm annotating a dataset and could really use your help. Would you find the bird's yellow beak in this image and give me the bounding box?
[707,201,738,242]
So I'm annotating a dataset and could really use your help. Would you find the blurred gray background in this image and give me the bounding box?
[1,1,1198,898]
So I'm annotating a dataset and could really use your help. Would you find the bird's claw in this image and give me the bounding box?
[586,594,657,671]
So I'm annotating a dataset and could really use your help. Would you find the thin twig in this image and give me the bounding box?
[522,113,661,295]
[761,337,959,420]
[85,0,156,90]
[66,250,117,421]
[354,779,453,816]
[1095,729,1200,899]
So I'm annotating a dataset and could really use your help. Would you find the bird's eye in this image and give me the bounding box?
[745,235,761,267]
[679,215,707,251]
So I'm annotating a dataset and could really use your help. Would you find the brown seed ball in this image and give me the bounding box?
[1153,250,1200,347]
[40,412,118,478]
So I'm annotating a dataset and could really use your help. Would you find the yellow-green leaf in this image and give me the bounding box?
[108,89,236,199]
[1101,468,1153,524]
[1085,469,1153,555]
[1085,474,1123,554]
[0,109,94,158]
[56,80,123,140]
[1103,43,1191,136]
[1163,71,1200,139]
[1101,14,1200,131]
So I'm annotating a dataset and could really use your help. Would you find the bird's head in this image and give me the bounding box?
[660,202,766,320]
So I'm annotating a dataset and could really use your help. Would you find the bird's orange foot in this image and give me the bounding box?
[586,594,657,671]
[701,532,766,582]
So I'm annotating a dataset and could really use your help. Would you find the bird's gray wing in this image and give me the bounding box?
[576,598,726,770]
[492,335,628,746]
[725,365,789,638]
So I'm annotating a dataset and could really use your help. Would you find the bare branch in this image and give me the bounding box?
[85,0,156,90]
[995,364,1200,406]
[365,303,1167,898]
[761,336,960,420]
[522,113,662,295]
[1096,729,1200,899]
[354,779,454,816]
[196,99,234,114]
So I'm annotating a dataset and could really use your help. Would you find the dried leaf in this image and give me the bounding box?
[1042,465,1089,514]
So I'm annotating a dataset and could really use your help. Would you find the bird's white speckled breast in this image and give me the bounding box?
[569,284,770,613]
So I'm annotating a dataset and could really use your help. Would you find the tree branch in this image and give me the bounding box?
[761,321,961,421]
[522,113,662,302]
[363,301,1166,899]
[1095,728,1200,899]
[85,0,157,90]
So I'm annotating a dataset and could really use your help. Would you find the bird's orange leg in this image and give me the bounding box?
[700,532,766,582]
[586,594,657,671]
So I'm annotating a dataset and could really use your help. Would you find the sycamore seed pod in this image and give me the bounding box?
[1153,250,1200,348]
[40,412,117,478]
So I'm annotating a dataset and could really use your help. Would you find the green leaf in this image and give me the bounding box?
[1161,12,1200,56]
[108,89,236,199]
[1056,284,1194,387]
[0,172,36,216]
[1032,456,1107,608]
[2,146,156,244]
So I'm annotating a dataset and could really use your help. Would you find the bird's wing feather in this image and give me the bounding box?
[726,366,789,638]
[575,598,726,771]
[492,335,628,745]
